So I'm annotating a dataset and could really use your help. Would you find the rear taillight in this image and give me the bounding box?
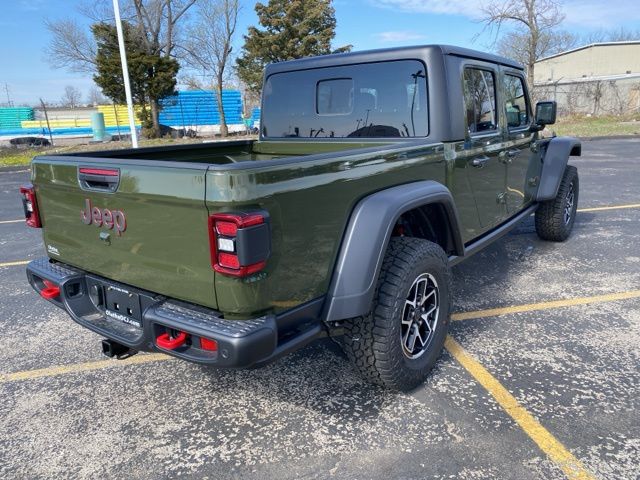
[19,184,41,228]
[208,212,271,277]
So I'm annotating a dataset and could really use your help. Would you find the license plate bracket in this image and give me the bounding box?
[104,285,142,328]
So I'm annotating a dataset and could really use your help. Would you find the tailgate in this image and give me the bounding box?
[32,158,216,309]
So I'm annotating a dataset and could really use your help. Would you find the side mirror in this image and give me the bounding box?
[534,101,557,126]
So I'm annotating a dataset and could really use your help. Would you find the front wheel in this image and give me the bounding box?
[535,165,579,242]
[341,237,451,391]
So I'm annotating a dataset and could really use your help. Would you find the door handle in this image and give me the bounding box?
[471,156,490,168]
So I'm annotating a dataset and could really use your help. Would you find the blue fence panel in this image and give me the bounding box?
[0,90,245,136]
[250,108,261,126]
[0,107,34,129]
[159,90,244,126]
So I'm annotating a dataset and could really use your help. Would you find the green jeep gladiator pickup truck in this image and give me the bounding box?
[22,45,580,390]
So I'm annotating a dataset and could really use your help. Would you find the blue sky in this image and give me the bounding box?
[1,0,639,105]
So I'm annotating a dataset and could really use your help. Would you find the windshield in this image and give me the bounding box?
[262,60,428,139]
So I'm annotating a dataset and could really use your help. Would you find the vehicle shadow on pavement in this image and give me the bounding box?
[194,339,399,420]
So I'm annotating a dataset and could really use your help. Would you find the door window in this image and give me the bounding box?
[463,68,497,134]
[503,74,530,128]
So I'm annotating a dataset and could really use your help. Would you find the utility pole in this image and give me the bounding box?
[39,98,54,146]
[112,0,138,148]
[4,83,13,107]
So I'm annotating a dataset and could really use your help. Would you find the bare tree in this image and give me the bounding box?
[180,74,206,90]
[563,84,582,116]
[583,27,640,44]
[584,81,605,116]
[184,0,239,137]
[608,81,627,115]
[44,1,195,72]
[131,0,197,57]
[61,85,83,108]
[44,18,97,73]
[480,0,568,92]
[128,0,197,131]
[87,85,107,105]
[45,1,197,134]
[497,29,576,73]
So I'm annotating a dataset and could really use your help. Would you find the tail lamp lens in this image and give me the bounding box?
[208,212,270,277]
[215,221,238,236]
[19,184,41,228]
[218,252,240,269]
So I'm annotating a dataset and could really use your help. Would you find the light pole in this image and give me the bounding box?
[112,0,139,148]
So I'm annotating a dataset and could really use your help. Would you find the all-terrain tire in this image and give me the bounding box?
[341,237,451,391]
[535,165,579,242]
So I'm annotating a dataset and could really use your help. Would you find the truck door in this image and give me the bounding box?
[460,65,508,230]
[501,69,537,213]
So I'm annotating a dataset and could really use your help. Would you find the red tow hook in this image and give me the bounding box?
[40,280,60,300]
[156,331,188,350]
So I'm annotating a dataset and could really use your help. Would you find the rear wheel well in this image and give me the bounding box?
[393,204,456,255]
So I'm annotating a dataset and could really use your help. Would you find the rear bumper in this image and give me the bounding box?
[26,257,323,368]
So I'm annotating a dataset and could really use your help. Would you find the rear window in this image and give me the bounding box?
[262,60,428,138]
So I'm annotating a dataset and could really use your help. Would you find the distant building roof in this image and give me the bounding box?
[537,41,640,63]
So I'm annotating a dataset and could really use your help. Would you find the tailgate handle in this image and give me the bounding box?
[78,167,120,193]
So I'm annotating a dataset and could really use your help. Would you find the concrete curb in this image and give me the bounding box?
[579,134,640,141]
[0,165,30,173]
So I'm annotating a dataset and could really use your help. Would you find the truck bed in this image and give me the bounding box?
[74,139,388,165]
[32,137,413,315]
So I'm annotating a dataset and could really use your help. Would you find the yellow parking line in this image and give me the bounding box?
[451,290,640,321]
[0,260,30,268]
[577,203,640,212]
[445,335,596,480]
[0,353,170,383]
[0,219,23,224]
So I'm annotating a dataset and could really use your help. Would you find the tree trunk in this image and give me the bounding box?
[526,0,538,104]
[216,75,228,137]
[150,98,161,137]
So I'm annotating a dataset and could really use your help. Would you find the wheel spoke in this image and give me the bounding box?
[402,322,413,347]
[421,304,437,322]
[401,273,440,359]
[564,183,574,225]
[414,327,427,347]
[406,326,418,353]
[417,278,428,303]
[420,288,436,306]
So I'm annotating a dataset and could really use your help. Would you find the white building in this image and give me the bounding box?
[534,41,640,115]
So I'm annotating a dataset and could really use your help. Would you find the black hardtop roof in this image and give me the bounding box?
[264,44,523,75]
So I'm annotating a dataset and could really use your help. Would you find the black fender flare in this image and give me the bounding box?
[536,137,581,201]
[323,181,464,322]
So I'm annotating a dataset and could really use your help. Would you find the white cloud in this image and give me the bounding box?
[369,0,484,18]
[374,31,428,42]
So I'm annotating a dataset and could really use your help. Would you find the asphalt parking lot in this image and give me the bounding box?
[1,138,639,479]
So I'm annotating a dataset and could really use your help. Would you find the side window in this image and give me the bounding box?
[503,74,530,128]
[463,68,497,134]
